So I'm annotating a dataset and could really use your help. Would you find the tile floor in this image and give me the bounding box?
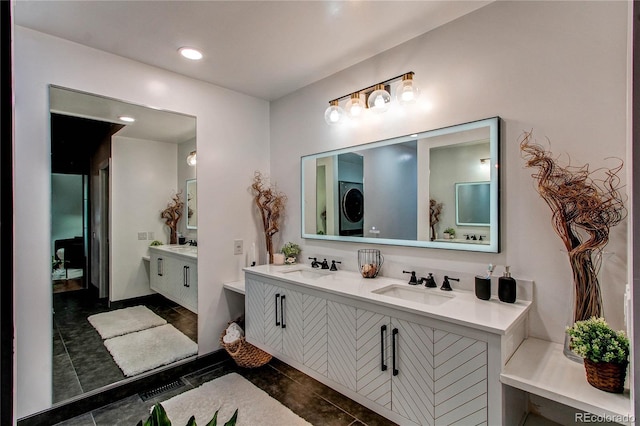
[54,357,395,426]
[53,289,198,404]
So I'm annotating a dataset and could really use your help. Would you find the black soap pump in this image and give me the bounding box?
[498,266,516,303]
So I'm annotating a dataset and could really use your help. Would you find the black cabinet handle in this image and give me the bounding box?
[392,328,399,376]
[183,266,189,287]
[275,294,280,326]
[281,295,286,329]
[157,258,163,276]
[380,325,388,371]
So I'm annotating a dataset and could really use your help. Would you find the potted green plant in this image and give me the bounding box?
[281,242,301,264]
[443,227,455,239]
[138,403,238,426]
[567,317,629,393]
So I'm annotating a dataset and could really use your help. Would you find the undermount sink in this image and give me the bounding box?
[372,284,454,306]
[166,246,197,253]
[280,268,330,279]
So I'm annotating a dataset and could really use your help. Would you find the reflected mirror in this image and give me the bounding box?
[186,179,197,229]
[302,117,500,252]
[50,86,198,404]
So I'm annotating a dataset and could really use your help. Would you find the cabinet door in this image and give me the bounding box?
[172,260,197,313]
[263,283,283,350]
[391,318,435,425]
[302,293,327,376]
[281,289,303,364]
[433,330,487,425]
[356,309,391,410]
[245,278,265,345]
[327,300,357,391]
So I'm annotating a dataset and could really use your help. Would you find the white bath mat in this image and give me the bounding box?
[160,373,311,426]
[104,324,197,376]
[88,305,167,339]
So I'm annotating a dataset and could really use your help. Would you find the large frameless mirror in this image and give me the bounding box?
[301,117,500,252]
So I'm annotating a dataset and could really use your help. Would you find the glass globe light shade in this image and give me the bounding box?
[186,151,197,166]
[345,93,366,119]
[324,100,346,125]
[396,74,420,105]
[367,84,391,113]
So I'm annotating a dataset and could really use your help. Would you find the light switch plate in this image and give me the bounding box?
[233,239,243,255]
[148,232,155,240]
[138,232,147,240]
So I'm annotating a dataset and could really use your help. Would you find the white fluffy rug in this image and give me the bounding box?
[104,324,197,376]
[160,373,311,426]
[88,305,167,339]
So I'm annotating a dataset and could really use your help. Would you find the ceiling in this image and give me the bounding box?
[14,1,491,101]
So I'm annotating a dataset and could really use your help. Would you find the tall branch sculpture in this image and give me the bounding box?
[520,131,626,323]
[429,198,443,241]
[161,192,184,244]
[251,171,287,264]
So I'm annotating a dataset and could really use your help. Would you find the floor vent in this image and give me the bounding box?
[139,379,186,401]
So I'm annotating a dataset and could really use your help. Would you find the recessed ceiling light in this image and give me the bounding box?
[118,115,135,123]
[179,47,203,61]
[410,134,418,138]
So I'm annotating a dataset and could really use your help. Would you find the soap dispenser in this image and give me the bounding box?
[498,266,516,303]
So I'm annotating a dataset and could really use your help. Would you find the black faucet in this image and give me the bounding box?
[470,235,477,241]
[308,257,321,268]
[320,259,330,269]
[187,240,197,246]
[441,275,459,291]
[403,270,418,285]
[420,273,437,288]
[330,260,341,271]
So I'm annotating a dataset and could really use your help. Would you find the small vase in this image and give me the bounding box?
[583,358,627,393]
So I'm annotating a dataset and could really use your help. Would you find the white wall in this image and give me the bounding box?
[111,136,177,301]
[270,1,629,346]
[14,27,269,417]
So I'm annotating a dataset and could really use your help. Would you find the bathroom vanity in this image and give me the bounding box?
[243,265,530,425]
[149,245,198,313]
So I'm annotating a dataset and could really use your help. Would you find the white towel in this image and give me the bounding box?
[223,329,241,344]
[226,322,244,337]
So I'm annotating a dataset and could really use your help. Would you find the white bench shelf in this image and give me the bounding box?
[501,338,631,423]
[223,280,245,295]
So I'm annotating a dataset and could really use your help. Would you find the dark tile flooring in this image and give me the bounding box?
[53,289,198,404]
[54,357,396,426]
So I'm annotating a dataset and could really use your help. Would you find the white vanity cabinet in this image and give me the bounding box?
[149,247,197,313]
[245,275,328,375]
[244,267,527,426]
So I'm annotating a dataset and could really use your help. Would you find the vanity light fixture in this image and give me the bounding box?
[118,115,135,123]
[324,100,346,125]
[324,72,416,124]
[186,150,197,166]
[396,73,420,104]
[179,47,203,61]
[344,93,366,119]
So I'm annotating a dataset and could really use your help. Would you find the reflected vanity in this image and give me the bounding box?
[186,179,197,229]
[301,117,500,252]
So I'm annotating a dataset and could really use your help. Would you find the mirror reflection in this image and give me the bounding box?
[186,179,197,229]
[302,117,500,252]
[50,86,198,404]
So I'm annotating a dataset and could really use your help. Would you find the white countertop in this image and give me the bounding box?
[149,244,198,260]
[244,264,530,335]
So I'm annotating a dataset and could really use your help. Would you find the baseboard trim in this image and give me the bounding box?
[17,350,230,426]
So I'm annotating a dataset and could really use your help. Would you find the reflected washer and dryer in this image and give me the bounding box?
[338,181,364,236]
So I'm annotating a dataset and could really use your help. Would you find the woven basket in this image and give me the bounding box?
[583,358,627,393]
[220,329,272,368]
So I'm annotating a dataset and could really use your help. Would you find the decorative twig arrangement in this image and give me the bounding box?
[429,198,443,241]
[161,192,184,244]
[520,131,626,323]
[250,171,287,264]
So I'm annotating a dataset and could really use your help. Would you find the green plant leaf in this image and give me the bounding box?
[185,415,197,426]
[204,409,219,426]
[223,409,239,426]
[140,403,172,426]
